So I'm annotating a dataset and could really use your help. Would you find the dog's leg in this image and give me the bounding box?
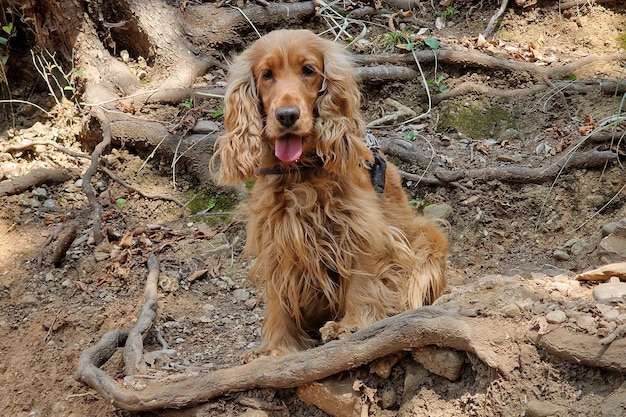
[241,298,314,363]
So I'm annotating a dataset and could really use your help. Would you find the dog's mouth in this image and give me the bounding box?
[274,134,304,163]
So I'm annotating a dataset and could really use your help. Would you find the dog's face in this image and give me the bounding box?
[249,32,326,162]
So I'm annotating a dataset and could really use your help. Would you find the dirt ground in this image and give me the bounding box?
[1,1,626,416]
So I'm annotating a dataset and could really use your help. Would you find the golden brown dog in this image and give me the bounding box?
[210,29,447,362]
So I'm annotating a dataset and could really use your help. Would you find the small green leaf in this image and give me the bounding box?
[212,108,223,118]
[1,55,8,64]
[116,198,126,210]
[424,37,440,50]
[404,131,415,141]
[2,23,13,35]
[0,36,8,45]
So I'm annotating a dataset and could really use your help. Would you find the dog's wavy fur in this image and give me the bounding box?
[210,29,447,361]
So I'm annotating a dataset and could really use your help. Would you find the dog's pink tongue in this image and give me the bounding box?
[275,135,303,162]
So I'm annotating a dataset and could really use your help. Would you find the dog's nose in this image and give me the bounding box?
[275,106,300,127]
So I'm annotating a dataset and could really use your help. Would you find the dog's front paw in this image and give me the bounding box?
[240,347,286,364]
[320,321,358,343]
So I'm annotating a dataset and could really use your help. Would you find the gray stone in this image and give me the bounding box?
[601,222,620,237]
[593,278,626,302]
[499,128,523,142]
[552,249,570,261]
[545,310,567,324]
[192,120,219,133]
[412,346,465,381]
[423,203,454,220]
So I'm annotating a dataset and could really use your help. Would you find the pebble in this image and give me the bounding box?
[545,310,567,324]
[61,279,72,288]
[423,203,454,220]
[20,294,38,305]
[175,338,185,344]
[192,120,220,133]
[601,222,619,237]
[576,315,596,333]
[552,249,570,261]
[232,288,251,303]
[592,277,626,302]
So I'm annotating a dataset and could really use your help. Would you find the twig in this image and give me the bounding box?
[482,0,509,38]
[2,140,90,159]
[99,166,184,207]
[44,308,63,343]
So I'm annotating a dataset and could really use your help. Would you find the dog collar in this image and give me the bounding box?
[257,155,324,176]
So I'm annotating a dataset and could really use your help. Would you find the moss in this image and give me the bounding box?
[437,102,517,140]
[185,187,238,226]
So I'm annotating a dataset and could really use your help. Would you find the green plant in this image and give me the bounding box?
[404,131,415,141]
[212,108,223,118]
[435,7,459,19]
[181,96,194,109]
[116,198,126,210]
[424,37,440,50]
[617,33,626,51]
[427,74,448,92]
[1,22,13,64]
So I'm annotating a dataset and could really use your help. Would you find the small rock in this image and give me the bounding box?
[601,222,619,237]
[297,378,360,417]
[499,128,523,142]
[175,337,185,344]
[42,199,56,208]
[20,294,38,305]
[61,279,72,288]
[570,239,588,256]
[192,120,219,133]
[423,203,454,220]
[576,315,596,333]
[592,277,626,302]
[545,310,567,324]
[32,187,47,198]
[45,272,55,282]
[525,399,565,417]
[597,304,619,320]
[232,288,251,303]
[501,303,521,317]
[552,249,570,261]
[412,346,465,381]
[378,387,397,409]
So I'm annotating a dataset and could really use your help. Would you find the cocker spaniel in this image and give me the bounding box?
[210,29,448,362]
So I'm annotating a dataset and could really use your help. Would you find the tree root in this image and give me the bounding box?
[82,108,112,246]
[99,166,184,207]
[122,253,160,376]
[75,270,515,413]
[382,139,619,185]
[354,50,624,86]
[0,168,79,197]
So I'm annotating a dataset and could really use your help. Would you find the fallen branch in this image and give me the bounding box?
[76,306,513,412]
[49,223,78,267]
[0,168,79,197]
[559,0,614,10]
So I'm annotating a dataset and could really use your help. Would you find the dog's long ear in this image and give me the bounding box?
[315,39,372,175]
[210,52,264,186]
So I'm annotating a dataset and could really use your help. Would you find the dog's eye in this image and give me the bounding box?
[302,65,317,76]
[261,69,273,80]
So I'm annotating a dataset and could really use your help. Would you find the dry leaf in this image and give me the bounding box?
[188,269,209,282]
[119,231,134,248]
